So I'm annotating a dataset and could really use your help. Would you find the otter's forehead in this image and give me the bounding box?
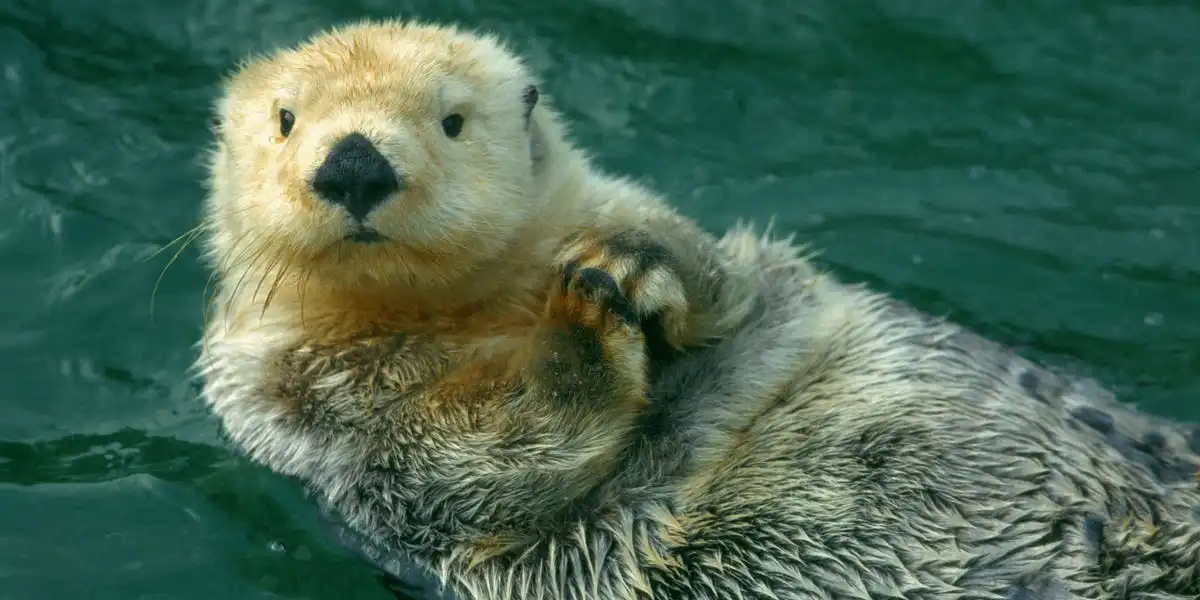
[220,20,532,125]
[286,47,448,105]
[273,21,523,94]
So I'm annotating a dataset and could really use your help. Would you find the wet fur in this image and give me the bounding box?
[197,19,1200,600]
[314,226,1200,600]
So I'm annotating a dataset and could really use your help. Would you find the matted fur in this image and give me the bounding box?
[310,225,1200,600]
[196,18,1200,600]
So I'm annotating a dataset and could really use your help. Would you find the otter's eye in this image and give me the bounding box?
[279,109,295,138]
[441,113,464,138]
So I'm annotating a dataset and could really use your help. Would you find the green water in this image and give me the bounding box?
[1,0,1197,598]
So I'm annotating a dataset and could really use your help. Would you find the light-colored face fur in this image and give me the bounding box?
[204,21,553,300]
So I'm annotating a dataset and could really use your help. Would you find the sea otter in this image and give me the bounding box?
[194,18,1200,600]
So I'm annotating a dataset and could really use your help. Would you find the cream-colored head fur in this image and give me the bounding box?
[202,19,580,313]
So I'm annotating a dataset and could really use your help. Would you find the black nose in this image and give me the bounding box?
[311,133,402,221]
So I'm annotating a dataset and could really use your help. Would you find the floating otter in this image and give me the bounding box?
[194,18,1200,600]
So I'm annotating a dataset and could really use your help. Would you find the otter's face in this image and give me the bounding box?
[206,23,544,288]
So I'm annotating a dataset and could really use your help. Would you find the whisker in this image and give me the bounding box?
[299,261,316,331]
[200,266,223,358]
[251,243,288,306]
[145,222,207,262]
[260,258,292,320]
[199,228,257,343]
[254,241,294,320]
[149,226,206,322]
[223,232,281,333]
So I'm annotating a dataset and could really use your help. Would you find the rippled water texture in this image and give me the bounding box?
[0,1,1197,598]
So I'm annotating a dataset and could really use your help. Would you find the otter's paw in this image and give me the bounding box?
[548,261,640,335]
[552,230,690,348]
[545,253,651,413]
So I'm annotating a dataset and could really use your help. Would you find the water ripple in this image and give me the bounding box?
[0,1,1197,598]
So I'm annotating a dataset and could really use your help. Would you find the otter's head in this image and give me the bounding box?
[203,20,566,300]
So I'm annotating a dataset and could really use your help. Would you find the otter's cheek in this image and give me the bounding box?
[435,182,527,256]
[364,182,441,242]
[249,178,345,250]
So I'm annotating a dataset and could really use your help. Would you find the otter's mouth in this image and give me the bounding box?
[344,228,387,244]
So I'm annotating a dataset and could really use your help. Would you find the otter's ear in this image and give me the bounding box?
[522,84,545,174]
[529,117,546,174]
[521,84,538,128]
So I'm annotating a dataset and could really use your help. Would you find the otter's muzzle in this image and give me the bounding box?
[311,133,403,222]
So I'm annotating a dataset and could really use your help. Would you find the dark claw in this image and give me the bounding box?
[574,267,638,325]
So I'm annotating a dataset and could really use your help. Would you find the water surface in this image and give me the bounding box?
[1,1,1197,598]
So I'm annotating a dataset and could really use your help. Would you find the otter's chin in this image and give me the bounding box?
[343,227,388,245]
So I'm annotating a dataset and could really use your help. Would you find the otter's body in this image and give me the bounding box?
[196,19,1200,600]
[323,228,1200,600]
